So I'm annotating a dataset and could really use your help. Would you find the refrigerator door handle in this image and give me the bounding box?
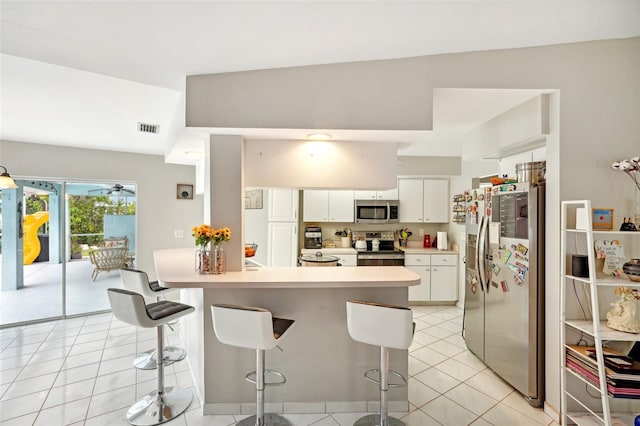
[479,215,489,293]
[477,215,486,292]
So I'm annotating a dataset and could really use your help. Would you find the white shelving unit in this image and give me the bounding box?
[560,200,640,426]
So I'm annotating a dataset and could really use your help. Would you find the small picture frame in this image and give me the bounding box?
[177,184,194,200]
[592,208,614,230]
[245,189,263,209]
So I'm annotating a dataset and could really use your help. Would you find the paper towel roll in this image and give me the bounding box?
[437,231,448,250]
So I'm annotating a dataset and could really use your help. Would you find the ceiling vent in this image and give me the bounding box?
[137,122,160,134]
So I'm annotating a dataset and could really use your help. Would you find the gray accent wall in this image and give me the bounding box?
[185,37,640,415]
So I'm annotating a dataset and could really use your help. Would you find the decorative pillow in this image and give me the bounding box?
[103,237,127,248]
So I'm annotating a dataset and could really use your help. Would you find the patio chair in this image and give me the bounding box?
[89,247,128,281]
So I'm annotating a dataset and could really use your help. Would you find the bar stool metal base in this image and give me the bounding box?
[353,414,405,426]
[237,413,291,426]
[133,346,186,370]
[126,386,192,426]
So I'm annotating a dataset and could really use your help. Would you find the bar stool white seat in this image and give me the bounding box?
[108,288,195,426]
[346,300,414,426]
[211,304,295,426]
[120,268,187,369]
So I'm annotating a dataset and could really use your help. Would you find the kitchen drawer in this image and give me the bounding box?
[431,254,457,266]
[337,255,357,266]
[404,254,430,266]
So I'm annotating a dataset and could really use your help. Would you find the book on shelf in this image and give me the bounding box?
[566,345,640,399]
[586,349,640,375]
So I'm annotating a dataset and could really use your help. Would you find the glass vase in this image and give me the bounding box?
[195,245,211,274]
[212,245,226,274]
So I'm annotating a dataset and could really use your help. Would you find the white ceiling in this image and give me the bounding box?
[1,1,639,164]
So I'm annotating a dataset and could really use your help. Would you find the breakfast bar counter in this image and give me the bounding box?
[153,248,420,415]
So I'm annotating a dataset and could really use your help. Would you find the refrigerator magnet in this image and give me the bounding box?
[516,243,529,256]
[491,281,499,288]
[502,250,512,264]
[501,280,509,292]
[514,276,523,286]
[491,263,501,275]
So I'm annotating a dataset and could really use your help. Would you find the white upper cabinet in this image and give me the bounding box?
[398,178,449,223]
[422,179,449,223]
[328,190,355,222]
[267,189,298,222]
[398,179,425,222]
[353,190,377,200]
[354,187,398,200]
[303,190,354,222]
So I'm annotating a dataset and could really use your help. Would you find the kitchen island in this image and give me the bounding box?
[154,248,420,415]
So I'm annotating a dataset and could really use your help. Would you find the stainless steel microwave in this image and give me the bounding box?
[354,200,399,224]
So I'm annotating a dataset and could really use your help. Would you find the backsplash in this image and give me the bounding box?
[301,221,447,249]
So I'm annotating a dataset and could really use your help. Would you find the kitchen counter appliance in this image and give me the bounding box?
[299,252,341,267]
[353,231,404,266]
[304,226,322,249]
[463,182,545,407]
[355,200,399,224]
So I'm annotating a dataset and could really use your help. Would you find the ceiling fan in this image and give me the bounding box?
[88,184,135,196]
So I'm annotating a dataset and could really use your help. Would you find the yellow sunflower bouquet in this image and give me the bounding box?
[192,224,231,247]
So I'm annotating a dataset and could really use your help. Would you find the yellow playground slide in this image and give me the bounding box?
[23,211,50,265]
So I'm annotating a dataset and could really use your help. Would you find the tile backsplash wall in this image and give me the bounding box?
[301,222,447,249]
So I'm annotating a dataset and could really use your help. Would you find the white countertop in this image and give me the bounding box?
[300,247,357,254]
[399,247,458,254]
[155,248,420,289]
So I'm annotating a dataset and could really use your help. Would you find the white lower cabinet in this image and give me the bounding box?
[407,265,431,301]
[406,253,457,302]
[336,254,357,266]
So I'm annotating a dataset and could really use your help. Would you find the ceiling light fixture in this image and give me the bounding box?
[307,133,332,141]
[0,165,18,189]
[184,150,203,159]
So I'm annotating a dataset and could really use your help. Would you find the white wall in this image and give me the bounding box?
[462,95,548,160]
[0,140,203,280]
[244,139,398,189]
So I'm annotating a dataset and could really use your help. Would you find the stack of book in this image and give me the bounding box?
[566,345,640,399]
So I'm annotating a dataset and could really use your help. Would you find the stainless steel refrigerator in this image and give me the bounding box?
[463,182,545,407]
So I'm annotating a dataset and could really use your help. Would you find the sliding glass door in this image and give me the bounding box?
[0,180,136,327]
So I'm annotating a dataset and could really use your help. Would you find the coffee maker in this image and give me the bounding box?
[304,226,322,249]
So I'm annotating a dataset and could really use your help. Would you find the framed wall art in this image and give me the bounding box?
[592,208,614,230]
[177,184,194,200]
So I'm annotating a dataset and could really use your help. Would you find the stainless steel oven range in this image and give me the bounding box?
[352,231,405,266]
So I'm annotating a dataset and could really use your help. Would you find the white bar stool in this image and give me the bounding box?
[346,300,414,426]
[108,288,195,426]
[211,304,295,426]
[120,268,187,369]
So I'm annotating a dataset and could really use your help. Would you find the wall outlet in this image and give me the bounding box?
[174,230,184,238]
[419,228,424,236]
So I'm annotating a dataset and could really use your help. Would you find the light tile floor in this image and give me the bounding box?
[0,305,559,425]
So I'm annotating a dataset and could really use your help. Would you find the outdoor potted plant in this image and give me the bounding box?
[70,240,82,259]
